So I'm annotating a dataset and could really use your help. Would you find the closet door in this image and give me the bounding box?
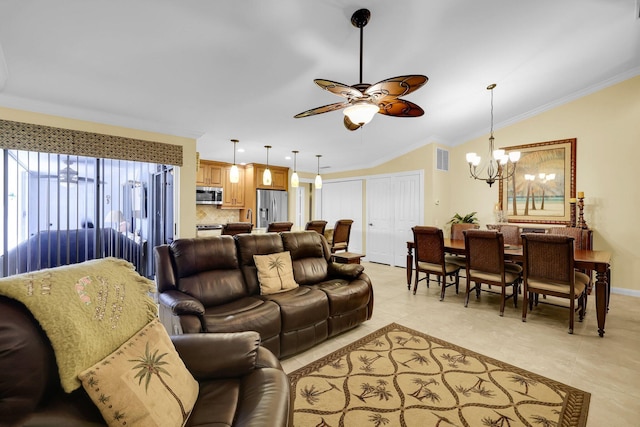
[366,177,393,264]
[366,173,421,266]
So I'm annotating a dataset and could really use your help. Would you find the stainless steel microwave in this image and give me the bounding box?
[196,186,223,205]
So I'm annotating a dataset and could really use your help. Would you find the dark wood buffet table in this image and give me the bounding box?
[406,239,612,337]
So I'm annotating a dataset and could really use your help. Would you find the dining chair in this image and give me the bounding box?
[549,227,593,294]
[304,220,328,235]
[221,222,253,236]
[328,219,353,253]
[521,233,589,334]
[463,229,522,316]
[445,223,480,275]
[498,224,521,246]
[411,226,461,300]
[266,222,293,232]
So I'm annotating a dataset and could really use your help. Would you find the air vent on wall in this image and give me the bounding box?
[436,148,449,171]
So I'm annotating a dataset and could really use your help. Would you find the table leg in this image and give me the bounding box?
[595,266,609,337]
[406,246,413,289]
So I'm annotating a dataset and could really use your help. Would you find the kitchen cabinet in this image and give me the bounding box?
[196,161,224,187]
[254,165,288,191]
[222,166,245,208]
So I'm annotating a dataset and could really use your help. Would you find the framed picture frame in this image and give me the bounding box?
[498,138,576,224]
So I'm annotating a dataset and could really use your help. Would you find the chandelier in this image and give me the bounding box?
[466,84,520,187]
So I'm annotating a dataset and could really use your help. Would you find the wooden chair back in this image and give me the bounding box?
[267,222,293,232]
[412,226,446,266]
[304,220,328,235]
[464,229,504,275]
[451,223,479,240]
[221,222,253,236]
[330,219,353,252]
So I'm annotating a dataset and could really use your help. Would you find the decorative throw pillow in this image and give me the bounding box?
[253,251,299,295]
[78,319,199,427]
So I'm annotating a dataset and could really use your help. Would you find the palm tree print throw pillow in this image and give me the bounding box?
[254,251,299,295]
[78,319,199,427]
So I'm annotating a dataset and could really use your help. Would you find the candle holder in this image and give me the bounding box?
[576,196,588,229]
[570,199,577,227]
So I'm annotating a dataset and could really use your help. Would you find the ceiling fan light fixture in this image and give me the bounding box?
[344,101,379,126]
[59,167,79,184]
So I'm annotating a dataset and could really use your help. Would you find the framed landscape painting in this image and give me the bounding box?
[498,138,576,224]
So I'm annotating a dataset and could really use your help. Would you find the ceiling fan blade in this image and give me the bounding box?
[294,101,349,118]
[365,75,428,103]
[343,115,362,131]
[314,79,364,100]
[378,99,425,117]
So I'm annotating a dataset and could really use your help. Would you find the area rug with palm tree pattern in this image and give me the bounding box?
[288,323,589,427]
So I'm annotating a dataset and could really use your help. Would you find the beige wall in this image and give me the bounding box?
[3,74,638,292]
[0,107,198,238]
[322,75,640,294]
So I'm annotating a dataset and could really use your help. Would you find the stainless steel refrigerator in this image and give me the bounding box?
[256,189,288,228]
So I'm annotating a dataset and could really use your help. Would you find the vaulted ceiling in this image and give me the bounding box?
[1,1,639,174]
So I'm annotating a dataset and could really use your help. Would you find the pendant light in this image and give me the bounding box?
[291,150,299,188]
[465,83,520,187]
[263,145,272,186]
[229,139,239,184]
[315,154,323,189]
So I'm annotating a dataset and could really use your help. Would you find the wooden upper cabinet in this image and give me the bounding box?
[255,165,288,191]
[196,160,224,187]
[222,166,245,208]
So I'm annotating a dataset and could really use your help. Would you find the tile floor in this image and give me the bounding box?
[281,261,640,427]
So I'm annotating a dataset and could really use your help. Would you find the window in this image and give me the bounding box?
[0,149,171,278]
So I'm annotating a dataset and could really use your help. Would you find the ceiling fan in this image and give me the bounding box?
[294,8,428,131]
[43,158,98,184]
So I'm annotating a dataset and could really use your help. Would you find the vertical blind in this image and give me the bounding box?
[0,120,183,278]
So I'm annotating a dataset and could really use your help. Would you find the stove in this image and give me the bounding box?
[196,224,223,237]
[196,224,223,231]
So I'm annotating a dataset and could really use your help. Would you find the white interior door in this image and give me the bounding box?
[366,177,393,264]
[393,174,422,266]
[366,172,421,266]
[319,180,363,254]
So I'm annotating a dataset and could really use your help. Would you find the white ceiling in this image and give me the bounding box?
[1,0,639,174]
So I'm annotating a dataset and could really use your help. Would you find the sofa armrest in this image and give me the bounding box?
[328,262,364,279]
[159,290,205,316]
[171,331,262,380]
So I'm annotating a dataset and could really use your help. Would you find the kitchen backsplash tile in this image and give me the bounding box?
[196,205,240,225]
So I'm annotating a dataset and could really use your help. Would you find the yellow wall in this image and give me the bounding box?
[322,75,640,293]
[0,107,198,238]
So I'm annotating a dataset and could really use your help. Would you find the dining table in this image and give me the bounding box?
[406,238,612,337]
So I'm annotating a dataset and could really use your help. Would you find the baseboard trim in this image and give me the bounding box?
[611,287,640,298]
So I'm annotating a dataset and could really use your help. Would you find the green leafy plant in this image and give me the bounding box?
[447,212,478,224]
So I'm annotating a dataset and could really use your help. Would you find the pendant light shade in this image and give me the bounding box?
[315,154,323,189]
[229,139,239,184]
[263,145,272,186]
[291,150,299,188]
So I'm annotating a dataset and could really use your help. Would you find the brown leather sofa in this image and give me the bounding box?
[0,295,290,427]
[155,230,374,358]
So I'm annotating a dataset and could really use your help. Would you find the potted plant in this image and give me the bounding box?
[447,212,478,225]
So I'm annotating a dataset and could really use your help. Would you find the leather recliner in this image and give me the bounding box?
[0,296,291,427]
[155,230,373,358]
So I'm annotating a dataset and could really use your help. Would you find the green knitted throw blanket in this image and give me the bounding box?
[0,257,157,392]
